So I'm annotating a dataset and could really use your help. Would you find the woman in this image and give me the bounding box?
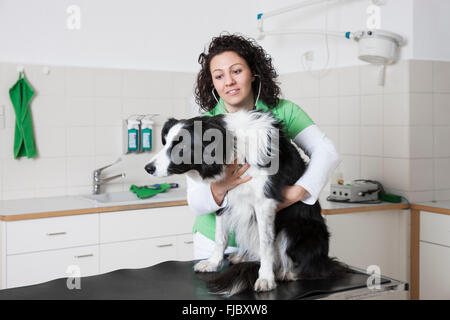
[187,33,340,259]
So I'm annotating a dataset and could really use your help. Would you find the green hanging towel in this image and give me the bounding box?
[9,72,37,159]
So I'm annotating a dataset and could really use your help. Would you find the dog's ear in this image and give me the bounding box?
[161,118,179,145]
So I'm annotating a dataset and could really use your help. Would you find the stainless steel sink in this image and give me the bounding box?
[82,191,140,203]
[80,187,185,206]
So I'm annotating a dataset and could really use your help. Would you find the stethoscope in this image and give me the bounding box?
[212,74,261,111]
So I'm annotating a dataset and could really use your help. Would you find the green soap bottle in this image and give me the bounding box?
[141,117,154,151]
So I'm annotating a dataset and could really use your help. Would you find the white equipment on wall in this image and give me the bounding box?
[256,0,405,85]
[352,29,405,85]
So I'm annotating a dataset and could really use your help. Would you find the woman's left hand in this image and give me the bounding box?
[276,185,308,212]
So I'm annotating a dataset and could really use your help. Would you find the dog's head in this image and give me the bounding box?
[145,115,232,179]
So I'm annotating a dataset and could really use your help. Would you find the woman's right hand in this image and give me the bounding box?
[210,160,252,206]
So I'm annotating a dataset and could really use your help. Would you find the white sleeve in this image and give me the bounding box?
[186,174,228,215]
[292,125,341,205]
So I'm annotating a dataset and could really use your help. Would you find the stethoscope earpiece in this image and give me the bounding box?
[254,75,261,107]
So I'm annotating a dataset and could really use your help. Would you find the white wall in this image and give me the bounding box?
[1,0,449,74]
[412,0,450,61]
[0,0,258,72]
[0,0,416,75]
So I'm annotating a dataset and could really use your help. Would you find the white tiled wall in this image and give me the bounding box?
[1,60,449,202]
[410,61,450,201]
[0,62,197,200]
[279,60,450,202]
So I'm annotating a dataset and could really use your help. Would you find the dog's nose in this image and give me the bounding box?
[145,163,156,175]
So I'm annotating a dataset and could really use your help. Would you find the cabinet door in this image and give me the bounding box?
[99,236,177,274]
[176,233,194,261]
[420,241,450,299]
[7,245,99,289]
[325,210,409,282]
[100,206,194,243]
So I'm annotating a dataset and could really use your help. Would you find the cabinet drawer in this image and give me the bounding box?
[99,236,177,274]
[7,214,99,255]
[100,206,194,243]
[176,233,194,261]
[420,211,450,246]
[7,245,99,289]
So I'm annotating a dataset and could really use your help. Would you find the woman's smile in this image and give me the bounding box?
[226,88,240,95]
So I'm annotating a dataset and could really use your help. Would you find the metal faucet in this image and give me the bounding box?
[93,158,126,194]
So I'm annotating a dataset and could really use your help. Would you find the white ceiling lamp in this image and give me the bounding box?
[351,29,405,85]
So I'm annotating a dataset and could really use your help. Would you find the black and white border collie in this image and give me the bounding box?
[145,110,349,296]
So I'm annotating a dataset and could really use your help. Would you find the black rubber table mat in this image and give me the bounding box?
[0,260,391,300]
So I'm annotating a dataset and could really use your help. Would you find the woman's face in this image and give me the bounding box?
[210,51,255,112]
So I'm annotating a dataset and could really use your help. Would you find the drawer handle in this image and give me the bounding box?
[184,241,193,244]
[46,232,67,236]
[157,243,173,248]
[74,254,94,259]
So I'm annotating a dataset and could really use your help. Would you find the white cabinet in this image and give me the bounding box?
[7,214,98,254]
[0,205,195,289]
[99,206,195,274]
[420,242,450,299]
[100,233,194,274]
[176,233,195,261]
[7,245,99,288]
[4,214,99,289]
[325,209,410,283]
[100,236,177,273]
[325,209,410,300]
[420,211,450,247]
[99,206,194,243]
[419,211,450,300]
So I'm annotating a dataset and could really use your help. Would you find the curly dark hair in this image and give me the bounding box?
[195,33,281,113]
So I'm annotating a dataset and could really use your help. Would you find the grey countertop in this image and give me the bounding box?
[0,187,415,221]
[415,200,450,211]
[319,195,409,212]
[0,187,189,219]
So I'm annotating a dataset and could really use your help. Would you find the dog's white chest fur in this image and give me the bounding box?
[224,172,276,261]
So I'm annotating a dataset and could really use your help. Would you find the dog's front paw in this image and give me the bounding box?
[254,277,277,292]
[193,259,223,273]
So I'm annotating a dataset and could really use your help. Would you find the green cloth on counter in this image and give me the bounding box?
[129,184,171,199]
[9,72,37,159]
